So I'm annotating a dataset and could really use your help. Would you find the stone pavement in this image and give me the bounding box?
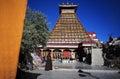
[27,60,120,79]
[41,60,118,70]
[29,69,120,79]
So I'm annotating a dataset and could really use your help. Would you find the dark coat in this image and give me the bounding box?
[45,53,52,71]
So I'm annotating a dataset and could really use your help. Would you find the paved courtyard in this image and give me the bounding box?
[31,69,120,79]
[26,60,120,79]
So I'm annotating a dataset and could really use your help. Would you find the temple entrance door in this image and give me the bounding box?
[63,51,71,58]
[63,49,71,59]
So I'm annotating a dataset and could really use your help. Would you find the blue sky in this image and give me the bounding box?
[28,0,120,42]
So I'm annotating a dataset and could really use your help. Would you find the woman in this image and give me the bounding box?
[45,52,52,71]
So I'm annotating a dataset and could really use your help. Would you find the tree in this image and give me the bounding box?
[21,8,50,51]
[109,35,113,43]
[19,8,50,69]
[102,36,120,68]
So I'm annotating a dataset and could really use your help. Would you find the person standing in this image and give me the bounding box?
[45,52,52,71]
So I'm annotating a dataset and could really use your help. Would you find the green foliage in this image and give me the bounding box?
[19,8,50,69]
[21,8,50,51]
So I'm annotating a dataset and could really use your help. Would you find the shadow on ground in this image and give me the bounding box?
[78,69,99,79]
[16,68,42,79]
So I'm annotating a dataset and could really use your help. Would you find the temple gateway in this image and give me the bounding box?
[40,3,98,60]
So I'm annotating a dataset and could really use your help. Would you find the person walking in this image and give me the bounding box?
[45,52,52,71]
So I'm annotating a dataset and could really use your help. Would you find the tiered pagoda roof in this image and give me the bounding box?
[47,3,95,49]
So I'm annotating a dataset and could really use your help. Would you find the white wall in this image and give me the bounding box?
[91,48,104,66]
